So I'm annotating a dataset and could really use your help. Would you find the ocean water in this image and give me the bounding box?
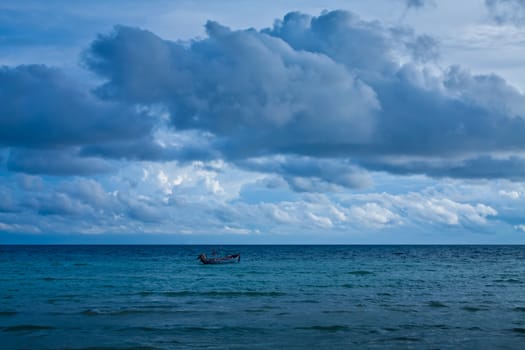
[1,245,525,349]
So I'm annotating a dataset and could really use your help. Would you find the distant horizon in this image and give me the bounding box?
[3,243,525,246]
[3,232,525,245]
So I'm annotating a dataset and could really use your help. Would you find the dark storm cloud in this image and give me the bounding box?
[0,64,166,174]
[7,149,113,175]
[263,10,398,78]
[238,156,372,191]
[0,65,150,148]
[3,9,525,185]
[362,155,525,180]
[82,10,525,184]
[486,0,525,25]
[34,192,91,216]
[86,21,379,146]
[79,132,220,163]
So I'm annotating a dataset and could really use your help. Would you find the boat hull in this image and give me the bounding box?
[198,254,240,264]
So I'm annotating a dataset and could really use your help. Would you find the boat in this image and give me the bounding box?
[198,253,240,264]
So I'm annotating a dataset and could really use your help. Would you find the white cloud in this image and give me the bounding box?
[349,202,401,228]
[223,225,253,235]
[499,189,521,199]
[515,224,525,232]
[306,212,334,228]
[0,222,40,233]
[262,203,297,224]
[345,190,498,227]
[330,205,348,222]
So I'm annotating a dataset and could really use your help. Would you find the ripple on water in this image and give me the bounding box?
[462,306,488,312]
[138,290,287,298]
[427,301,448,308]
[322,310,352,314]
[387,336,422,342]
[243,308,267,313]
[493,278,522,284]
[81,308,176,316]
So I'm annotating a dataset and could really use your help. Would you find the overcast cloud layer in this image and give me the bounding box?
[1,1,525,243]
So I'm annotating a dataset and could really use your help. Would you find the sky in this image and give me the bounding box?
[1,0,525,244]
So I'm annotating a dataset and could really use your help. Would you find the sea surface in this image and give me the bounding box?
[1,245,525,349]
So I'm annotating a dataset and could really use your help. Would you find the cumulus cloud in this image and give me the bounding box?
[80,10,525,187]
[486,0,525,26]
[349,202,401,228]
[349,192,498,226]
[0,171,177,232]
[499,189,521,199]
[0,161,513,237]
[86,21,379,150]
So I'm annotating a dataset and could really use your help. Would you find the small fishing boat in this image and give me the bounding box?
[198,253,240,264]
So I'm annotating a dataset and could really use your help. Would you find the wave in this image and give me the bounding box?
[295,325,350,332]
[0,311,17,316]
[462,306,488,312]
[347,270,374,276]
[2,324,54,332]
[493,278,522,284]
[322,310,352,314]
[512,328,525,334]
[81,308,178,316]
[290,299,320,304]
[243,309,267,313]
[118,325,261,334]
[61,347,161,350]
[388,336,422,342]
[138,290,285,298]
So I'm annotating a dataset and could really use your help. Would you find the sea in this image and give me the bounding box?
[1,245,525,349]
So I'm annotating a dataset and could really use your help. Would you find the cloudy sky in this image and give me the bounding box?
[1,0,525,244]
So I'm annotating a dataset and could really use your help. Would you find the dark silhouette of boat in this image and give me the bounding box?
[198,253,240,264]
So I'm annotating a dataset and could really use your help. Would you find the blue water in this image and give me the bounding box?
[1,245,525,349]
